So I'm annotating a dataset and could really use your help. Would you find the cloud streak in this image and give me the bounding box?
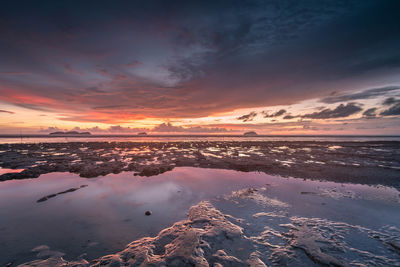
[301,103,363,119]
[381,103,400,116]
[0,109,15,114]
[321,86,400,104]
[362,108,377,119]
[262,109,286,118]
[237,112,257,122]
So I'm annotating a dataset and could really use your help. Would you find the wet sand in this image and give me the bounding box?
[1,141,399,188]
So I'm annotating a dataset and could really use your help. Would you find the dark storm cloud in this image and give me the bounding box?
[283,114,296,120]
[321,86,400,104]
[380,103,400,116]
[262,109,286,118]
[379,97,400,116]
[301,103,363,119]
[281,103,363,120]
[1,0,400,120]
[362,108,377,119]
[237,112,257,122]
[382,97,400,106]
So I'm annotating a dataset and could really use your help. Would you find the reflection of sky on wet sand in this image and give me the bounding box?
[0,167,24,175]
[0,168,399,265]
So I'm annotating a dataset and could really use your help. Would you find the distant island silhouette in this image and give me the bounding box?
[243,131,258,136]
[49,131,91,136]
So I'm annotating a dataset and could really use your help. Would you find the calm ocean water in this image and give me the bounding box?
[0,135,399,144]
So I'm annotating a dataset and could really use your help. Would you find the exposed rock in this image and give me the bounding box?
[20,202,263,267]
[135,165,174,177]
[16,197,400,267]
[228,187,290,208]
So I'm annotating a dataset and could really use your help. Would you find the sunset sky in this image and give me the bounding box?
[1,0,400,135]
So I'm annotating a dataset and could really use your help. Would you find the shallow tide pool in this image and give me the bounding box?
[0,167,399,265]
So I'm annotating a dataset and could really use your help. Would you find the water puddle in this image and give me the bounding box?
[0,167,399,265]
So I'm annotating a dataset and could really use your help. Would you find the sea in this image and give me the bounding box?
[0,134,399,144]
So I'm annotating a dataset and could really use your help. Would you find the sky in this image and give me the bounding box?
[0,0,400,135]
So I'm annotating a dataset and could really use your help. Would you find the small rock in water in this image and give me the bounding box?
[145,211,152,216]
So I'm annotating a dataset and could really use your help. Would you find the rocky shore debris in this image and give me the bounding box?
[19,198,400,266]
[228,187,290,208]
[37,185,88,203]
[134,165,174,177]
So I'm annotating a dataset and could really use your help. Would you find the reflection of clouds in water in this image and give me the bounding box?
[119,182,181,204]
[88,176,182,204]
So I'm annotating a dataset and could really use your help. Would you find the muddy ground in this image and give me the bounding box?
[1,141,399,188]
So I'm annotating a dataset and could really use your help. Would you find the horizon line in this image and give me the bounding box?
[1,134,400,138]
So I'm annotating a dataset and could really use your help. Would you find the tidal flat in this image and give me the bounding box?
[1,141,399,188]
[0,141,399,266]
